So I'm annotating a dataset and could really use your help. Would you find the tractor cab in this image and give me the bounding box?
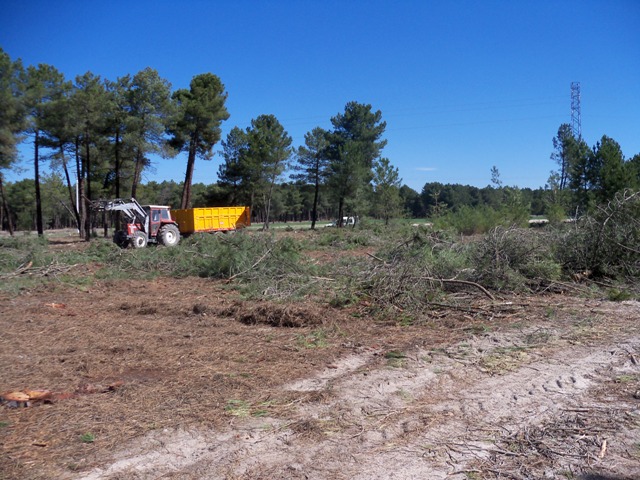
[144,205,174,238]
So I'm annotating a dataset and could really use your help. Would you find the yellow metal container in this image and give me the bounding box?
[172,206,251,234]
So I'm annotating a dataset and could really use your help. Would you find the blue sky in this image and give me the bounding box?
[2,0,639,192]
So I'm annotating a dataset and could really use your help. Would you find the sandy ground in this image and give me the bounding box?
[75,298,640,480]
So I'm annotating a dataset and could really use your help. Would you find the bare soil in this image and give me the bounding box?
[1,239,639,479]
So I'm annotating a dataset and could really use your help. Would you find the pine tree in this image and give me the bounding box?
[24,64,67,235]
[0,48,26,234]
[292,127,330,229]
[245,115,292,229]
[326,102,386,226]
[168,73,229,209]
[372,157,402,225]
[127,68,173,199]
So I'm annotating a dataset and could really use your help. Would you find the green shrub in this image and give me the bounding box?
[607,289,633,301]
[556,190,640,281]
[433,205,499,235]
[0,234,49,250]
[434,203,530,236]
[0,235,50,273]
[338,230,472,314]
[545,203,567,226]
[83,238,121,261]
[470,227,562,291]
[306,224,382,250]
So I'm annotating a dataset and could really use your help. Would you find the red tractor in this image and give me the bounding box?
[95,198,181,248]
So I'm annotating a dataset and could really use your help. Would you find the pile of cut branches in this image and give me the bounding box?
[559,189,640,282]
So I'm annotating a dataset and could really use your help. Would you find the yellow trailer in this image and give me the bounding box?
[172,206,250,234]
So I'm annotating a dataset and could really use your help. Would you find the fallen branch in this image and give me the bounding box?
[366,252,386,263]
[183,249,214,258]
[3,260,33,277]
[349,424,366,438]
[445,442,524,457]
[599,438,607,458]
[227,248,272,282]
[427,302,489,314]
[0,261,80,279]
[422,276,495,300]
[546,280,592,293]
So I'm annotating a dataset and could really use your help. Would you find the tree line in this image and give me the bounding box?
[2,46,638,236]
[0,48,405,236]
[1,177,358,231]
[547,124,640,217]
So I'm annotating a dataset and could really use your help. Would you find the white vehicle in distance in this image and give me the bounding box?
[325,216,357,227]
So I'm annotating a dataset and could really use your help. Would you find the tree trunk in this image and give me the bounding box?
[60,146,81,231]
[83,132,92,241]
[34,131,44,236]
[311,177,319,230]
[264,182,275,230]
[76,139,87,239]
[114,129,121,198]
[113,128,123,231]
[180,138,197,209]
[131,150,143,199]
[0,175,14,235]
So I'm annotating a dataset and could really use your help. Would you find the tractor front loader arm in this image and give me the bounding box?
[92,198,149,226]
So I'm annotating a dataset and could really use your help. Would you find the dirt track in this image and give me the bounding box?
[2,274,639,480]
[78,301,640,480]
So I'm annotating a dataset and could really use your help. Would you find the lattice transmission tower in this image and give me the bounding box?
[570,82,581,139]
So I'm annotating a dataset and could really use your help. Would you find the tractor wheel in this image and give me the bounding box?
[113,230,130,249]
[131,231,148,249]
[158,224,180,247]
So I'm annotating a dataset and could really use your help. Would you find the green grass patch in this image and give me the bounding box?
[80,432,95,443]
[607,288,633,302]
[385,350,407,368]
[225,399,274,418]
[479,348,529,375]
[297,329,328,349]
[225,399,250,417]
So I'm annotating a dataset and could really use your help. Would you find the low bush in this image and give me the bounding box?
[0,234,49,273]
[470,226,562,292]
[341,229,471,314]
[433,205,499,235]
[180,232,319,300]
[308,225,380,250]
[433,203,530,236]
[556,190,640,281]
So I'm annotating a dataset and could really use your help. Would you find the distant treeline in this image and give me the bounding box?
[0,176,575,232]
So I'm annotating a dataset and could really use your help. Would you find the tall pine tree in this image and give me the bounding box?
[327,102,386,226]
[168,73,229,209]
[24,64,67,235]
[292,127,330,229]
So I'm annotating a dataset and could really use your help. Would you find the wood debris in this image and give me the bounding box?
[0,390,49,408]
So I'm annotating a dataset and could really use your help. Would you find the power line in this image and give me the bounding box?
[571,82,582,139]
